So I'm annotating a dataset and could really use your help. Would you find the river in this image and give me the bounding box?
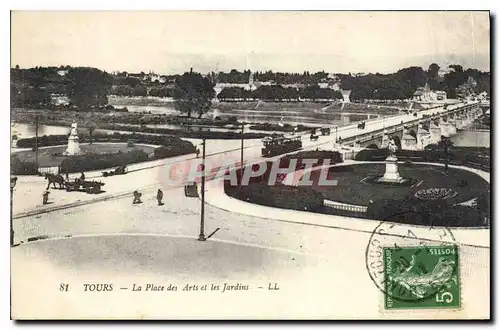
[450,130,490,148]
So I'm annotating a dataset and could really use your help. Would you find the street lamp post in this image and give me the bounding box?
[240,123,244,170]
[35,115,39,170]
[240,122,245,190]
[198,138,206,241]
[10,176,17,247]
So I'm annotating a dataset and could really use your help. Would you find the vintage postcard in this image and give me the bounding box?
[10,11,490,320]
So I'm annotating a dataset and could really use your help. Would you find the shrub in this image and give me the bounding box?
[366,196,488,227]
[11,156,38,175]
[17,134,68,148]
[283,150,343,166]
[227,182,324,212]
[153,142,196,159]
[354,148,388,161]
[60,150,149,173]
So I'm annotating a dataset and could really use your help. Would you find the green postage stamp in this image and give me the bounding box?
[383,244,461,310]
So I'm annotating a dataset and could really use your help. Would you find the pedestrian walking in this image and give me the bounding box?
[132,190,142,204]
[157,189,164,206]
[42,190,50,205]
[80,171,85,181]
[65,172,69,181]
[196,148,200,158]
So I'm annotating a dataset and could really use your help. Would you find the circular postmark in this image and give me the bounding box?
[365,211,459,303]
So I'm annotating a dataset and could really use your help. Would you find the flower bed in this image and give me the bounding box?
[414,188,458,200]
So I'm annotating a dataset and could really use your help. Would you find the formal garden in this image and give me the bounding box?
[11,132,196,175]
[310,163,488,206]
[225,152,490,227]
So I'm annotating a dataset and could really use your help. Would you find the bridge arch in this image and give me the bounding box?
[391,135,402,150]
[409,130,417,139]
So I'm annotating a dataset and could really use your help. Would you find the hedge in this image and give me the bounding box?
[16,132,197,149]
[282,150,343,166]
[153,143,196,159]
[229,150,344,186]
[11,156,38,175]
[365,196,489,227]
[60,150,149,173]
[226,182,325,212]
[17,134,69,149]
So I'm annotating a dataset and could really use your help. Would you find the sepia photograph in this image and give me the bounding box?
[9,10,490,320]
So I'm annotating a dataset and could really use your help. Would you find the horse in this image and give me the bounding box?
[310,134,319,141]
[45,173,65,190]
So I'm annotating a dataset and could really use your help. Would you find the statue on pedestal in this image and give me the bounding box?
[378,136,404,183]
[64,122,81,156]
[70,122,78,137]
[387,137,398,157]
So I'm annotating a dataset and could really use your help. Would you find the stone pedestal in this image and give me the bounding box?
[65,135,81,155]
[378,155,404,183]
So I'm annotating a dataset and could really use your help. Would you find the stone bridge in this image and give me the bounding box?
[340,101,484,151]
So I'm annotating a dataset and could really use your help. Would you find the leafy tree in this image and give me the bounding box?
[12,85,52,108]
[173,69,215,118]
[427,63,441,90]
[449,64,464,73]
[132,85,147,97]
[427,63,440,78]
[87,121,96,145]
[438,135,454,172]
[67,67,112,110]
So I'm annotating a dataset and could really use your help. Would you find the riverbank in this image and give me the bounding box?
[11,108,314,136]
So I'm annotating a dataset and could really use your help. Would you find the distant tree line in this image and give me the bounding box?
[11,64,490,110]
[215,69,331,85]
[339,64,490,101]
[217,85,343,101]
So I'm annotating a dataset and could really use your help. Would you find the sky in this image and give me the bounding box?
[11,11,490,75]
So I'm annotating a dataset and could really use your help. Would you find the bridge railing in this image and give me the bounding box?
[340,102,479,145]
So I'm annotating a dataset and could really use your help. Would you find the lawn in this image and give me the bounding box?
[309,163,489,206]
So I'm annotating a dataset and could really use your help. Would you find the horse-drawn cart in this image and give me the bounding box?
[102,165,127,177]
[64,179,105,194]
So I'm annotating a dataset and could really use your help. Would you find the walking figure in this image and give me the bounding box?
[65,172,69,181]
[42,190,50,205]
[196,148,200,158]
[157,189,164,206]
[80,171,85,181]
[132,190,142,204]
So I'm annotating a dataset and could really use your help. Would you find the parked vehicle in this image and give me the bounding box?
[320,127,331,136]
[102,165,127,177]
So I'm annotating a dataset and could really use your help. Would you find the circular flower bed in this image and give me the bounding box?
[414,188,458,200]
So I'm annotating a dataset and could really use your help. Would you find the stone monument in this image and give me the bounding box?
[378,137,404,183]
[64,122,81,155]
